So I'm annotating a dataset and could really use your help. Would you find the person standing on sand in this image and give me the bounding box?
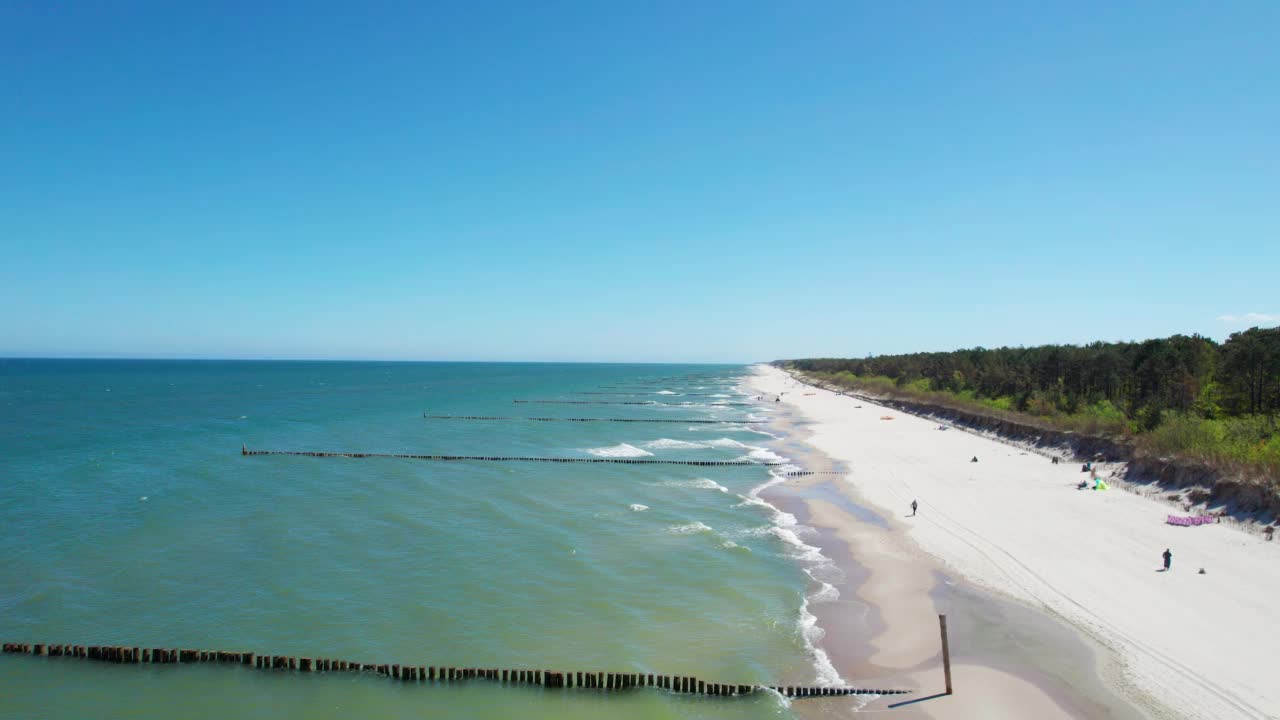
[1163,548,1172,571]
[911,499,918,516]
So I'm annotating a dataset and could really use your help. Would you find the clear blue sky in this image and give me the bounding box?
[2,2,1277,362]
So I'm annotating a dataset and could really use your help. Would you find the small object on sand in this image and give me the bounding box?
[1167,514,1215,527]
[970,456,978,463]
[1198,568,1206,574]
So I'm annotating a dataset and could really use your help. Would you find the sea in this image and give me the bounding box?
[0,360,841,719]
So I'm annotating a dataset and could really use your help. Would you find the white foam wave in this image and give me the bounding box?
[710,393,731,398]
[659,478,729,492]
[705,437,749,448]
[800,597,844,686]
[736,447,785,463]
[770,527,829,564]
[643,438,708,450]
[667,521,713,535]
[629,504,649,512]
[738,463,846,687]
[585,443,653,458]
[655,390,677,395]
[811,581,840,604]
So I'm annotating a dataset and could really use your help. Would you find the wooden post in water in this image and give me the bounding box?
[939,614,953,695]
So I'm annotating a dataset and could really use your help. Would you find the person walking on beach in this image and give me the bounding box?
[1162,548,1172,571]
[911,499,918,517]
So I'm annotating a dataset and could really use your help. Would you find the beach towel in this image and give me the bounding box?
[1166,515,1216,527]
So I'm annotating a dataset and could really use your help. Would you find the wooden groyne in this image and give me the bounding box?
[423,415,764,424]
[1,642,910,700]
[571,392,726,396]
[241,447,778,466]
[517,400,666,405]
[514,400,754,407]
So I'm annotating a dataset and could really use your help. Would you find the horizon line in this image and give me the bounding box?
[0,355,758,365]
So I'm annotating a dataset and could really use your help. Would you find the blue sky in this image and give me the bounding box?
[2,1,1277,362]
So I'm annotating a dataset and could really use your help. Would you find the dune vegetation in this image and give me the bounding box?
[782,327,1280,482]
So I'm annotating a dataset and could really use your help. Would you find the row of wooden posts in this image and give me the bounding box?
[1,643,909,699]
[422,415,763,424]
[570,392,724,396]
[241,447,777,467]
[513,400,754,407]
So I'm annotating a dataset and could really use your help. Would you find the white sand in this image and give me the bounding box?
[752,365,1279,720]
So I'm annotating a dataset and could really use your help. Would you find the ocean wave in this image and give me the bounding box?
[799,597,844,686]
[655,390,677,395]
[737,463,846,687]
[585,443,653,458]
[810,581,840,604]
[710,393,731,398]
[704,437,749,448]
[737,447,786,463]
[642,438,708,450]
[734,500,799,531]
[770,526,829,564]
[629,504,649,512]
[667,521,713,535]
[658,478,729,492]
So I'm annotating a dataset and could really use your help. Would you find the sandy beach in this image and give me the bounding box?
[748,364,1279,720]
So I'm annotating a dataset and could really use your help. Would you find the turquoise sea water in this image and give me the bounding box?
[0,361,832,719]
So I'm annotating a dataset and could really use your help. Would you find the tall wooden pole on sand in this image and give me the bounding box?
[939,614,953,695]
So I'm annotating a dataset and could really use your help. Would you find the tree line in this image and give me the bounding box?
[784,327,1280,431]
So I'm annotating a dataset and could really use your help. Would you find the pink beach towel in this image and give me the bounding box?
[1166,515,1216,527]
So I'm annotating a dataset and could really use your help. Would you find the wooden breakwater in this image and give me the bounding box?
[514,400,754,407]
[423,415,763,424]
[241,447,779,466]
[571,392,726,396]
[1,642,910,699]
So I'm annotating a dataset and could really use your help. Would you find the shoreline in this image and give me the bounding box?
[745,366,1157,719]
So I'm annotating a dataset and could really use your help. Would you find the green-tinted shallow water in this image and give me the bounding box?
[0,361,829,719]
